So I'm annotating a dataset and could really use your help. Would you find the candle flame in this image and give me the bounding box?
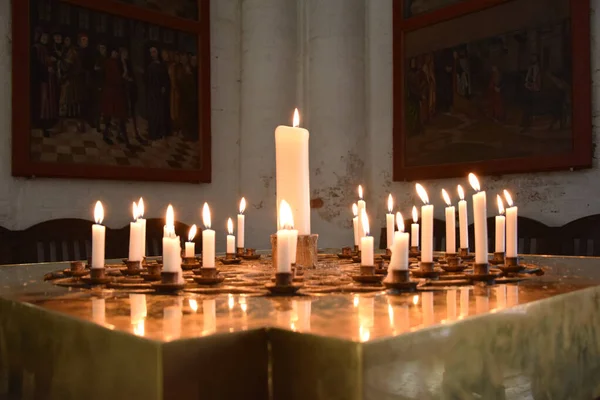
[279,200,294,230]
[361,209,370,236]
[202,203,211,229]
[457,185,465,200]
[468,173,480,192]
[412,206,418,223]
[132,202,138,221]
[138,198,145,217]
[227,218,234,235]
[239,197,246,214]
[188,299,198,312]
[412,295,419,305]
[166,204,174,228]
[358,185,363,200]
[387,194,393,213]
[503,190,514,207]
[396,212,404,232]
[442,189,452,206]
[352,203,358,217]
[94,201,104,224]
[188,224,197,241]
[239,297,248,313]
[497,195,505,215]
[415,183,429,204]
[293,108,300,128]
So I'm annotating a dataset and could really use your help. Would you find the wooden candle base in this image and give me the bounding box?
[271,234,319,269]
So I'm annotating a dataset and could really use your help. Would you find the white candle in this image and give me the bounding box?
[442,189,456,254]
[469,173,488,265]
[275,109,310,235]
[289,227,299,265]
[388,212,409,271]
[162,205,181,272]
[411,206,419,248]
[360,210,374,266]
[457,186,469,250]
[237,198,246,249]
[386,194,395,249]
[504,190,518,258]
[226,218,235,254]
[202,203,215,269]
[91,201,105,269]
[128,202,143,261]
[276,200,293,273]
[357,186,366,250]
[138,197,146,257]
[352,203,359,247]
[185,224,197,257]
[416,184,433,263]
[495,195,505,253]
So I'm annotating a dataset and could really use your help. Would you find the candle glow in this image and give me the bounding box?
[293,108,300,128]
[504,190,513,207]
[138,198,145,217]
[387,194,393,213]
[396,212,404,232]
[361,209,370,237]
[352,203,358,216]
[280,200,294,229]
[132,202,138,221]
[416,183,429,204]
[469,173,481,192]
[188,224,197,242]
[442,189,451,206]
[412,206,418,223]
[166,205,174,230]
[94,201,104,224]
[358,185,363,200]
[239,197,246,214]
[497,195,505,215]
[458,185,465,200]
[202,203,211,229]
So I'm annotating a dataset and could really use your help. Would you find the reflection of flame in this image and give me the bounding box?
[94,201,104,224]
[133,320,145,337]
[188,299,198,312]
[412,295,419,305]
[442,189,451,206]
[504,190,514,207]
[239,296,248,313]
[388,304,394,326]
[387,194,393,213]
[358,185,363,200]
[396,212,404,232]
[412,206,418,223]
[457,185,465,200]
[359,326,370,342]
[353,295,359,308]
[239,197,246,214]
[228,294,235,310]
[415,184,429,204]
[352,203,358,217]
[293,108,300,127]
[188,224,197,241]
[361,209,370,236]
[497,195,505,215]
[468,173,480,192]
[202,203,211,229]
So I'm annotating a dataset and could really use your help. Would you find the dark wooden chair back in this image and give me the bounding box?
[0,225,15,264]
[558,215,600,256]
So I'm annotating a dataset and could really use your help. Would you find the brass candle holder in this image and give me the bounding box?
[83,267,111,285]
[498,256,526,274]
[381,248,392,261]
[122,260,144,276]
[192,267,225,285]
[350,265,384,285]
[236,247,245,257]
[352,251,362,264]
[467,263,497,283]
[383,269,418,292]
[409,246,420,258]
[458,248,475,261]
[240,248,261,260]
[441,254,467,273]
[141,263,162,281]
[337,247,354,259]
[265,271,303,295]
[220,253,242,265]
[490,252,505,265]
[412,261,440,279]
[152,271,185,293]
[64,261,88,277]
[181,257,200,271]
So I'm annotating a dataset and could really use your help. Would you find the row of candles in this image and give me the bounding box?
[352,173,518,269]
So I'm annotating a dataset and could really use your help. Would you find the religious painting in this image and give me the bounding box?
[403,0,465,18]
[116,0,199,20]
[12,0,211,183]
[393,0,591,180]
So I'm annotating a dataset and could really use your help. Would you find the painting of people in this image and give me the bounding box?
[403,0,464,18]
[28,0,201,171]
[117,0,199,20]
[403,0,573,168]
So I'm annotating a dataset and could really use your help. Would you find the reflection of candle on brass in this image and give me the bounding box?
[292,300,311,332]
[412,294,419,306]
[495,286,507,310]
[188,299,199,313]
[422,292,434,326]
[358,297,374,342]
[459,288,469,318]
[446,289,457,322]
[163,304,182,340]
[388,303,410,334]
[203,299,217,335]
[239,296,248,330]
[228,294,235,333]
[92,298,106,325]
[475,295,489,314]
[507,285,519,307]
[130,294,147,337]
[353,295,359,308]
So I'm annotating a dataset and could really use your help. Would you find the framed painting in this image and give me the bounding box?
[12,0,211,183]
[393,0,591,180]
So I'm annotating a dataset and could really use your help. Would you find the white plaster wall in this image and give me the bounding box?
[0,0,598,251]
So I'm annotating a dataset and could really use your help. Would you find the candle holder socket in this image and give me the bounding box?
[192,268,225,285]
[468,263,497,283]
[351,265,384,284]
[354,245,359,254]
[352,251,362,264]
[337,247,354,259]
[458,248,475,261]
[409,246,420,258]
[82,268,112,285]
[441,254,467,273]
[265,272,304,295]
[384,269,418,292]
[225,253,236,260]
[375,259,388,275]
[411,262,440,279]
[181,257,200,270]
[151,271,185,293]
[220,255,242,265]
[490,252,505,265]
[64,261,88,277]
[498,257,526,274]
[240,248,261,260]
[122,260,143,276]
[236,247,245,257]
[380,248,392,261]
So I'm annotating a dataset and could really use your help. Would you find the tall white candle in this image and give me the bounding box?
[202,203,215,269]
[457,186,469,250]
[128,202,143,261]
[226,218,235,254]
[275,109,310,235]
[495,195,505,253]
[386,194,395,249]
[442,189,456,254]
[504,190,518,258]
[162,205,181,272]
[357,186,366,250]
[138,198,146,257]
[416,184,433,263]
[237,197,246,249]
[411,206,419,248]
[388,212,409,271]
[360,210,374,266]
[469,173,488,265]
[276,200,293,273]
[352,203,359,247]
[91,201,105,269]
[185,224,197,258]
[289,227,299,265]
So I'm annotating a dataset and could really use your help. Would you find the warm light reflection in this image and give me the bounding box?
[202,203,211,229]
[239,296,248,313]
[412,295,419,305]
[396,212,404,232]
[94,201,104,224]
[352,203,358,217]
[163,304,182,340]
[188,299,199,312]
[468,173,481,192]
[504,190,514,207]
[358,185,363,200]
[138,197,145,217]
[412,206,418,223]
[359,326,371,342]
[459,287,470,319]
[228,294,235,310]
[388,304,394,327]
[203,299,217,335]
[457,185,465,200]
[166,205,174,229]
[133,320,145,337]
[132,202,138,221]
[188,224,197,242]
[353,295,359,308]
[415,183,429,204]
[279,200,294,230]
[293,108,300,128]
[360,209,370,236]
[497,195,505,215]
[227,218,234,235]
[387,194,393,213]
[239,197,246,214]
[422,292,434,327]
[442,189,451,206]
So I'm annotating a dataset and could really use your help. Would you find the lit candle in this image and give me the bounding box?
[162,205,181,272]
[357,185,366,250]
[289,218,299,265]
[275,109,310,235]
[411,206,419,248]
[202,203,215,269]
[442,189,456,255]
[504,190,518,258]
[237,198,246,249]
[388,212,409,270]
[416,184,433,263]
[138,197,146,257]
[386,194,395,249]
[128,202,143,261]
[352,203,359,247]
[91,201,105,269]
[468,173,488,265]
[457,186,469,250]
[360,210,374,266]
[226,218,235,254]
[276,200,293,273]
[185,224,197,258]
[495,195,505,253]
